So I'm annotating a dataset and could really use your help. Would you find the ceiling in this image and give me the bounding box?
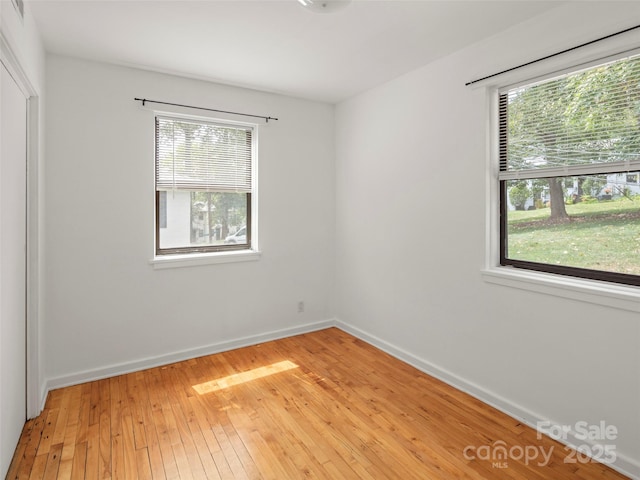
[29,0,562,103]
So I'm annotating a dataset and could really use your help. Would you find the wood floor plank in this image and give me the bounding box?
[120,415,138,479]
[109,431,124,480]
[165,368,223,480]
[75,388,91,447]
[98,409,111,479]
[187,395,232,479]
[6,416,47,480]
[42,443,63,480]
[84,423,100,479]
[35,408,60,456]
[6,422,32,480]
[139,395,167,480]
[8,328,632,479]
[69,442,87,480]
[27,454,48,480]
[125,372,148,451]
[57,387,83,480]
[134,448,153,480]
[150,404,180,479]
[51,387,75,447]
[88,381,101,427]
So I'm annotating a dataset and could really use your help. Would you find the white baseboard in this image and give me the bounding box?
[335,319,639,480]
[41,318,336,410]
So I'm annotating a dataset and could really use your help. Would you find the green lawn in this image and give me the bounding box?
[507,199,640,275]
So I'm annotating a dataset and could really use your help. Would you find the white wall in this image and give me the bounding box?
[44,56,335,385]
[335,2,640,477]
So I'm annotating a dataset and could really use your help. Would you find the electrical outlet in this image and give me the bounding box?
[297,301,305,313]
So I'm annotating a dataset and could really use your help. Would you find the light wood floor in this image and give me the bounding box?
[8,328,628,479]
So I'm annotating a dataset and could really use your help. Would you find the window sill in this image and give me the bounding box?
[482,267,640,313]
[150,249,261,269]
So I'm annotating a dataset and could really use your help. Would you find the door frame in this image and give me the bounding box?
[1,31,42,418]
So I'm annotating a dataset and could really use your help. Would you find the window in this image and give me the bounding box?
[499,53,640,286]
[155,115,255,255]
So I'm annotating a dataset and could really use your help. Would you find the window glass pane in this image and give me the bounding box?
[158,191,248,249]
[159,191,167,229]
[505,176,640,275]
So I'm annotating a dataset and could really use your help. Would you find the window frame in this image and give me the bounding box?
[153,112,258,259]
[489,47,640,290]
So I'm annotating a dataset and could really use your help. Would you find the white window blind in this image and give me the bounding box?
[499,53,640,181]
[155,116,253,192]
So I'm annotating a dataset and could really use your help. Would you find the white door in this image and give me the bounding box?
[0,61,27,477]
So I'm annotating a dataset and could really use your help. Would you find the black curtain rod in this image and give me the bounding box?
[465,24,640,86]
[134,98,278,122]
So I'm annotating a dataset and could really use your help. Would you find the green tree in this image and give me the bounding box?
[582,176,607,197]
[508,182,531,210]
[191,191,246,241]
[508,80,571,220]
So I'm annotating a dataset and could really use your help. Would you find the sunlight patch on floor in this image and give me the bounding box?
[192,360,299,394]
